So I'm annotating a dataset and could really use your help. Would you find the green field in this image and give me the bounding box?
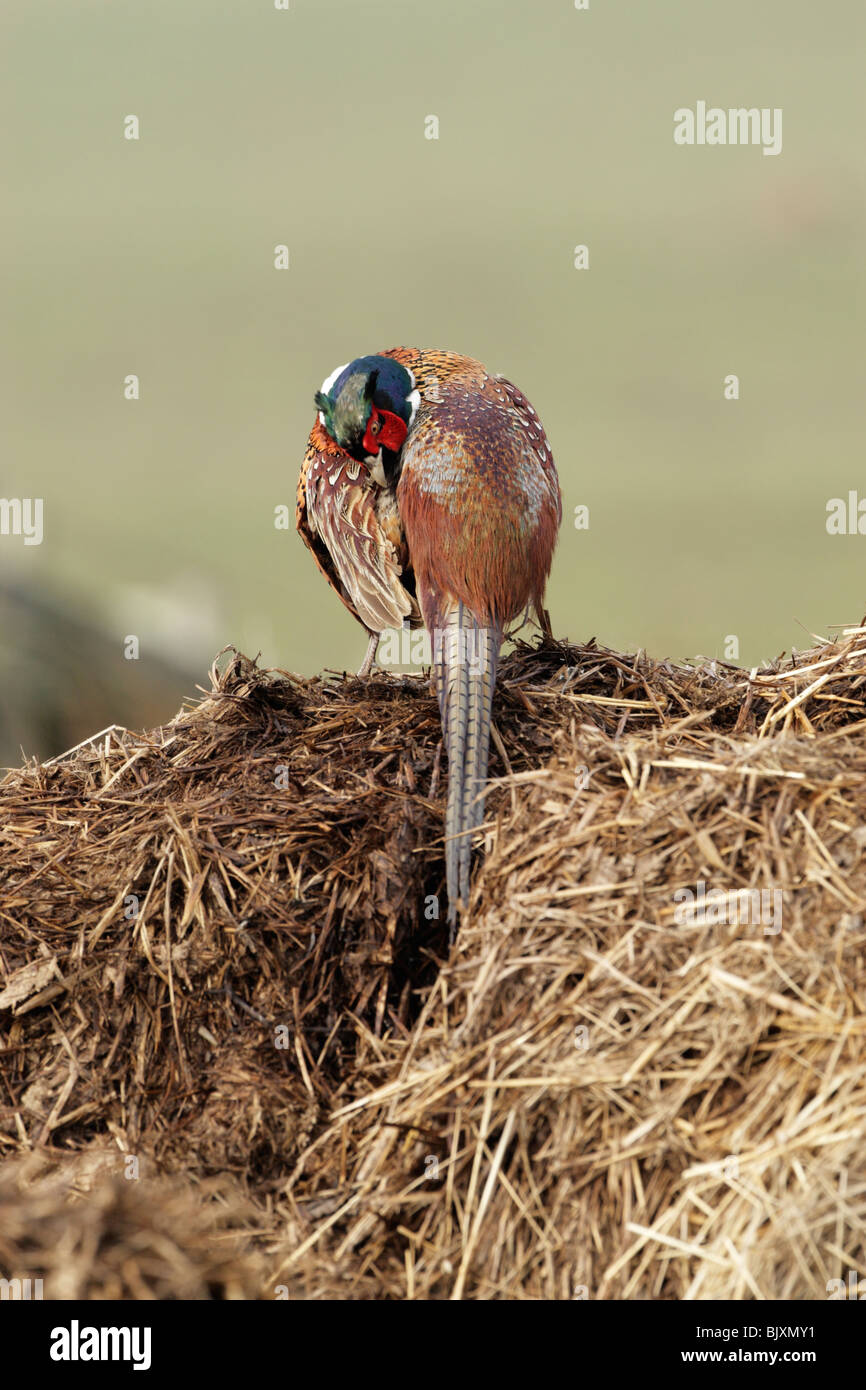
[3,0,864,759]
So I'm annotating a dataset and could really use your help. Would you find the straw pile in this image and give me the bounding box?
[1,628,865,1300]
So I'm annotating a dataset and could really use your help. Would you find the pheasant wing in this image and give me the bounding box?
[297,432,417,634]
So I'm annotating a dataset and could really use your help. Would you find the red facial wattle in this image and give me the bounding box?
[363,406,408,456]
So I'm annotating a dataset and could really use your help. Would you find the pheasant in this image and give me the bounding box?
[296,348,561,936]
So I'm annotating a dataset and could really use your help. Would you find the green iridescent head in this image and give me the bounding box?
[315,355,420,463]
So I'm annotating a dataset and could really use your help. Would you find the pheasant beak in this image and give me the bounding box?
[363,406,408,456]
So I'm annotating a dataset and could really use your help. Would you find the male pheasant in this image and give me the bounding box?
[296,348,561,936]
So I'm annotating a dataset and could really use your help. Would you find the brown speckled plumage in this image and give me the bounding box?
[296,417,420,635]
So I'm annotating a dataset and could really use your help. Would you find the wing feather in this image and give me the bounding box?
[297,428,418,633]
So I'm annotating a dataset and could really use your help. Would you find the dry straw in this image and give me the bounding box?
[1,629,865,1299]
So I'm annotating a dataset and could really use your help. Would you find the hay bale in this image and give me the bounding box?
[1,631,865,1298]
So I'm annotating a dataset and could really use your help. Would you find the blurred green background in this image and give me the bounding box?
[2,0,864,763]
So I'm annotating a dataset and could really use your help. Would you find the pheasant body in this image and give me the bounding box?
[297,348,561,934]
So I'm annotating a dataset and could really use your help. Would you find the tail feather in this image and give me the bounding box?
[435,602,501,938]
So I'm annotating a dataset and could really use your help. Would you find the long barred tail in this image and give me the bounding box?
[434,602,502,940]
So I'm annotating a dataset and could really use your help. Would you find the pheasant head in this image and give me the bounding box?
[314,356,420,480]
